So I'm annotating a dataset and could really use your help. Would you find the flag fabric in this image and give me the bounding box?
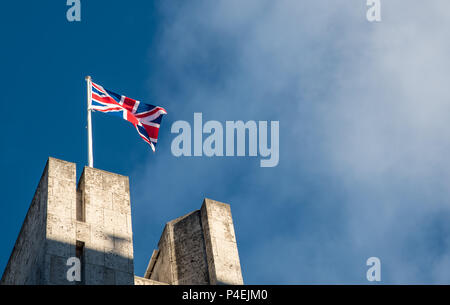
[89,82,167,152]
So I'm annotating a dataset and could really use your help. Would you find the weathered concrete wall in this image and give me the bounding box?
[146,198,243,285]
[75,166,134,285]
[44,158,78,284]
[147,225,174,284]
[201,199,244,285]
[134,276,168,285]
[0,159,51,284]
[171,211,210,284]
[2,158,243,286]
[1,158,135,285]
[148,211,210,284]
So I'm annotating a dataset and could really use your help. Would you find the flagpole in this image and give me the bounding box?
[85,76,94,168]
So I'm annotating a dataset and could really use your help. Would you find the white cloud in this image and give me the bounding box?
[131,0,450,283]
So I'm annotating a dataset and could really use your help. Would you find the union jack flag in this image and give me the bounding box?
[89,81,167,152]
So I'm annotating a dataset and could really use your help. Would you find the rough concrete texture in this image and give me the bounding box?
[76,164,134,285]
[145,198,244,285]
[134,276,168,285]
[201,199,244,285]
[1,157,134,285]
[147,211,210,285]
[1,158,243,285]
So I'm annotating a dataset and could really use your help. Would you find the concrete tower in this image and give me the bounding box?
[1,157,243,285]
[137,198,244,285]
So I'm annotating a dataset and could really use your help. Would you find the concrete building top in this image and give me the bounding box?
[1,157,243,285]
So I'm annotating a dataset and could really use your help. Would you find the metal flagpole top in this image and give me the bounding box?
[86,75,94,168]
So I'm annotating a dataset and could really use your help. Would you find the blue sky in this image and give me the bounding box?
[1,1,450,284]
